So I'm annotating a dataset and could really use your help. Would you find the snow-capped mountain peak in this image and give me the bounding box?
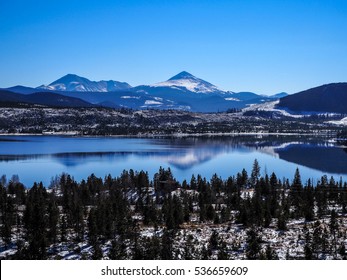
[151,71,223,94]
[37,74,132,92]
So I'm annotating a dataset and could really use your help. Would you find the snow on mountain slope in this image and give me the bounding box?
[151,71,224,94]
[38,74,132,92]
[242,100,304,118]
[327,117,347,126]
[5,72,288,112]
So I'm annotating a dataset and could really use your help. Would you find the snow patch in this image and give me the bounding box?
[242,101,304,118]
[121,96,140,99]
[327,117,347,126]
[144,100,163,105]
[225,97,240,101]
[152,78,221,94]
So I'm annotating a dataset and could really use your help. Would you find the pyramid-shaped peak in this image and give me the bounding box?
[51,74,88,84]
[168,71,196,81]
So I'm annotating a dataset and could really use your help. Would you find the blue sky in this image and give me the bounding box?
[0,0,346,94]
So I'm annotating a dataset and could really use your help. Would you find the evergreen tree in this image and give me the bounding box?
[183,234,194,260]
[160,230,174,260]
[172,194,184,228]
[144,236,161,260]
[246,228,262,260]
[264,244,278,260]
[277,207,287,231]
[143,196,158,226]
[220,206,231,223]
[60,215,67,242]
[329,210,339,257]
[92,242,103,260]
[304,230,313,260]
[1,192,14,249]
[199,203,206,223]
[47,197,59,244]
[209,230,220,251]
[108,238,127,259]
[88,208,98,245]
[250,159,260,186]
[206,204,216,221]
[217,241,229,260]
[200,245,210,260]
[182,195,191,223]
[290,168,304,218]
[303,182,315,221]
[23,182,48,259]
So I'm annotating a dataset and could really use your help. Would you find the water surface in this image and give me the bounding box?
[0,135,346,187]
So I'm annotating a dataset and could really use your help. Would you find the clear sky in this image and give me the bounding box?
[0,0,346,94]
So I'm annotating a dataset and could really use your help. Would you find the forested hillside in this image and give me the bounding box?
[0,163,346,260]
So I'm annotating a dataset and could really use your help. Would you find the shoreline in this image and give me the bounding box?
[0,131,334,138]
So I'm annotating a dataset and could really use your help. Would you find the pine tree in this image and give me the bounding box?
[183,195,191,223]
[88,208,98,245]
[206,204,216,221]
[1,193,14,249]
[217,241,229,260]
[250,159,260,186]
[92,242,103,260]
[208,230,220,255]
[304,230,313,260]
[57,215,66,243]
[47,197,59,245]
[183,234,194,260]
[144,236,161,260]
[264,244,278,260]
[200,245,210,260]
[220,206,231,223]
[172,194,184,228]
[23,182,48,259]
[160,230,174,260]
[329,210,339,257]
[108,238,127,260]
[246,228,262,260]
[303,182,315,221]
[312,221,322,258]
[290,168,304,218]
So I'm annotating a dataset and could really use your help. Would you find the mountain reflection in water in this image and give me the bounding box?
[0,135,346,186]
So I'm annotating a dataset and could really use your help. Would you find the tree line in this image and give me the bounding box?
[0,161,346,259]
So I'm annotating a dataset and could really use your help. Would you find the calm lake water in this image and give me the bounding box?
[0,135,346,187]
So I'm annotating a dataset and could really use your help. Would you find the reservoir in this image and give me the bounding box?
[0,135,346,187]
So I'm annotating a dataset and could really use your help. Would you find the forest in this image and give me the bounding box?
[0,106,345,136]
[0,160,346,260]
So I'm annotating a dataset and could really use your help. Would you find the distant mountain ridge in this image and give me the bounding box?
[277,83,347,114]
[0,89,93,107]
[0,72,306,112]
[38,74,132,92]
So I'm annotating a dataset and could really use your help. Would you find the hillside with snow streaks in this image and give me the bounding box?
[38,74,132,92]
[241,101,304,118]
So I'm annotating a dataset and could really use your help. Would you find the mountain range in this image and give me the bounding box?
[1,72,347,114]
[38,74,132,92]
[4,71,284,112]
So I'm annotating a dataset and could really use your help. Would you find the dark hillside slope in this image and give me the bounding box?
[0,90,94,107]
[277,83,347,114]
